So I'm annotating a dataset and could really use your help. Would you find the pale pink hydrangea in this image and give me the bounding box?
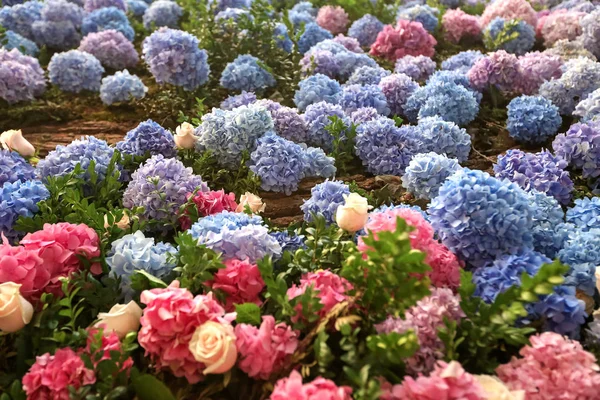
[316,6,349,35]
[539,10,584,47]
[496,332,600,400]
[370,21,436,61]
[206,258,265,312]
[516,51,563,95]
[270,370,353,400]
[468,50,521,93]
[535,10,552,38]
[480,0,537,29]
[442,9,481,44]
[333,34,363,53]
[235,316,299,379]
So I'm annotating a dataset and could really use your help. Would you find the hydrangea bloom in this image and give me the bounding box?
[273,23,293,53]
[397,4,439,33]
[348,14,383,47]
[369,20,436,61]
[0,150,35,187]
[294,74,341,112]
[546,38,595,62]
[377,73,418,117]
[468,50,521,93]
[0,180,49,242]
[526,190,570,258]
[339,84,390,116]
[126,0,147,17]
[271,371,352,400]
[48,50,104,93]
[79,30,138,70]
[567,197,600,232]
[485,18,535,55]
[410,117,472,161]
[220,54,276,93]
[316,5,348,35]
[84,0,127,12]
[428,168,534,267]
[290,1,316,17]
[580,10,600,59]
[402,153,461,200]
[288,10,314,31]
[349,107,380,124]
[574,88,600,122]
[480,0,537,28]
[264,106,308,143]
[394,55,435,82]
[346,65,390,86]
[117,119,176,158]
[0,48,45,104]
[516,51,563,95]
[442,50,484,75]
[82,7,135,41]
[2,30,39,56]
[206,258,264,311]
[287,270,352,320]
[540,10,584,47]
[220,91,257,110]
[506,96,562,144]
[558,228,600,268]
[143,0,183,30]
[552,122,600,179]
[270,231,306,255]
[187,211,263,236]
[303,147,336,178]
[100,70,147,105]
[0,1,43,40]
[442,9,481,44]
[143,28,210,91]
[301,180,349,223]
[298,22,333,54]
[303,101,349,151]
[123,155,207,229]
[301,39,378,80]
[427,70,482,103]
[31,0,84,50]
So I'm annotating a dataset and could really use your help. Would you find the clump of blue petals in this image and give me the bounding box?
[574,88,600,122]
[82,6,135,41]
[506,96,562,144]
[0,179,49,242]
[31,0,85,50]
[48,50,104,93]
[339,84,390,116]
[484,17,535,55]
[397,4,439,33]
[303,101,350,151]
[552,122,600,182]
[84,0,127,12]
[0,1,43,40]
[394,55,436,81]
[303,147,337,178]
[414,116,472,162]
[220,54,276,92]
[220,91,257,110]
[427,70,482,103]
[301,180,350,223]
[294,74,342,112]
[567,197,600,232]
[346,65,390,86]
[526,190,571,258]
[441,50,484,75]
[298,22,333,54]
[100,70,147,105]
[117,119,176,158]
[347,14,383,47]
[189,211,263,236]
[0,150,35,187]
[143,0,183,30]
[1,30,39,56]
[126,0,147,17]
[402,153,461,200]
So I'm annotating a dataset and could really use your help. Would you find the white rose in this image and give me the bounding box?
[189,321,237,374]
[174,122,196,149]
[95,301,143,339]
[335,193,372,233]
[475,375,525,400]
[104,212,130,230]
[0,130,35,157]
[236,192,266,213]
[0,282,34,333]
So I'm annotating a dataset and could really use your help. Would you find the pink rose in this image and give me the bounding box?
[0,282,33,333]
[188,320,237,374]
[206,258,265,311]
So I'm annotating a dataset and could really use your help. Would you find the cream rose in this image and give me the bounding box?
[595,267,600,294]
[335,193,372,233]
[0,129,35,157]
[95,301,143,339]
[475,375,525,400]
[189,321,237,374]
[0,282,34,333]
[236,192,266,213]
[174,122,196,149]
[104,212,130,230]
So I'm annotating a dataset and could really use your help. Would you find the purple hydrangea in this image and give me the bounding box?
[220,91,257,110]
[298,22,333,54]
[394,55,436,81]
[484,17,535,55]
[515,51,563,95]
[527,190,570,258]
[506,96,562,144]
[303,101,349,151]
[220,54,276,92]
[143,0,183,30]
[301,180,350,223]
[402,153,461,200]
[552,122,600,180]
[100,70,147,105]
[270,106,308,143]
[142,28,210,91]
[533,285,586,339]
[414,116,472,162]
[339,84,390,116]
[566,197,600,232]
[48,50,104,93]
[300,39,377,80]
[79,30,138,70]
[441,50,484,75]
[428,168,534,267]
[84,0,127,12]
[349,107,380,124]
[0,48,45,104]
[294,74,341,112]
[303,147,336,178]
[574,88,600,122]
[0,179,49,243]
[31,0,85,50]
[0,150,35,188]
[2,30,39,56]
[377,73,419,117]
[300,49,339,78]
[468,50,520,93]
[0,1,43,40]
[347,14,383,47]
[117,119,176,158]
[346,65,390,86]
[82,6,135,41]
[332,34,363,53]
[581,9,600,59]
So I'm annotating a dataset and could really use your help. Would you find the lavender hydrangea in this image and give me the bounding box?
[0,150,35,187]
[0,179,49,242]
[298,22,333,54]
[442,50,484,75]
[552,122,600,180]
[0,1,43,40]
[48,50,104,93]
[339,84,390,116]
[220,54,276,92]
[0,48,45,104]
[123,155,208,230]
[397,4,439,33]
[346,65,390,86]
[377,73,419,117]
[100,70,147,105]
[126,0,147,17]
[143,0,183,30]
[527,190,570,258]
[347,14,383,47]
[84,0,127,12]
[269,106,308,143]
[303,147,336,178]
[79,30,138,70]
[301,180,350,223]
[484,18,535,55]
[303,101,349,151]
[142,28,210,91]
[294,74,341,112]
[349,107,380,124]
[402,153,461,200]
[567,197,600,232]
[220,91,257,110]
[300,39,377,80]
[81,6,134,41]
[580,9,600,59]
[506,96,562,144]
[428,168,534,267]
[468,50,520,94]
[574,88,600,122]
[1,30,39,56]
[414,116,472,162]
[394,55,436,81]
[31,0,84,50]
[117,120,176,158]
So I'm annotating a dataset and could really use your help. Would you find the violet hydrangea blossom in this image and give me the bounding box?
[0,150,36,187]
[394,55,436,81]
[100,70,147,105]
[116,119,176,158]
[143,0,183,30]
[377,73,418,117]
[79,30,138,70]
[81,6,135,41]
[220,54,276,93]
[0,48,45,104]
[347,14,383,47]
[48,50,105,93]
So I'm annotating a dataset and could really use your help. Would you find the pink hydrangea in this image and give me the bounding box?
[496,332,600,400]
[480,0,537,28]
[333,34,363,53]
[0,241,47,302]
[539,10,584,47]
[286,270,352,321]
[424,241,461,289]
[376,288,464,375]
[22,347,96,400]
[138,281,227,383]
[180,189,238,230]
[316,6,349,35]
[206,258,265,312]
[370,21,436,61]
[535,10,551,38]
[235,316,299,379]
[516,51,563,95]
[86,329,134,372]
[442,9,481,44]
[468,50,521,93]
[270,371,353,400]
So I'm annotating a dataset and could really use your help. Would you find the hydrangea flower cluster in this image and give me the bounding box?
[0,150,35,187]
[287,270,353,320]
[394,55,435,81]
[2,30,39,56]
[186,211,263,236]
[127,0,148,17]
[377,73,418,117]
[427,70,482,102]
[552,122,600,180]
[117,119,176,158]
[142,28,210,91]
[526,190,570,258]
[100,70,147,105]
[441,50,484,75]
[397,4,439,33]
[369,20,436,61]
[220,91,257,110]
[271,371,352,400]
[48,50,104,93]
[414,116,472,161]
[84,0,127,12]
[567,197,600,232]
[316,5,348,35]
[442,9,481,44]
[288,10,315,30]
[480,0,537,28]
[574,88,600,122]
[82,7,135,41]
[273,23,293,53]
[349,107,380,124]
[558,228,600,269]
[301,180,349,223]
[300,39,377,81]
[402,153,461,200]
[506,96,562,144]
[339,84,389,116]
[206,258,264,311]
[485,18,535,55]
[468,50,520,93]
[0,48,45,104]
[79,30,138,70]
[539,10,584,47]
[347,14,383,47]
[220,54,276,93]
[294,74,341,113]
[303,101,349,151]
[546,38,595,62]
[143,0,182,30]
[346,65,390,86]
[516,51,563,95]
[215,7,251,24]
[581,9,600,59]
[0,180,49,242]
[270,231,306,255]
[0,1,43,40]
[303,147,336,178]
[31,0,84,50]
[179,190,237,230]
[298,22,333,54]
[262,105,307,143]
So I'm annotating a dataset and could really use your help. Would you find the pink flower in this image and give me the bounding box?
[286,270,352,321]
[206,258,265,312]
[316,6,349,35]
[370,21,436,61]
[496,332,600,400]
[22,347,96,400]
[480,0,537,28]
[0,242,47,302]
[516,51,563,95]
[138,281,227,383]
[180,190,238,230]
[86,329,134,372]
[442,9,481,44]
[424,242,461,290]
[235,316,299,379]
[539,10,584,47]
[270,371,352,400]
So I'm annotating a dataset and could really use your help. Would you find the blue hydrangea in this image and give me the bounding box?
[188,211,263,236]
[428,168,534,268]
[527,190,570,258]
[37,136,116,184]
[413,116,472,162]
[301,180,350,223]
[220,54,276,93]
[355,117,419,175]
[269,105,308,143]
[216,7,247,23]
[48,50,104,93]
[574,88,600,122]
[0,179,48,242]
[377,73,419,117]
[506,96,562,144]
[288,10,314,31]
[401,153,461,200]
[82,6,134,41]
[0,48,45,104]
[143,0,182,30]
[300,39,378,81]
[294,74,341,112]
[0,150,35,188]
[220,91,257,110]
[290,1,317,16]
[427,70,482,103]
[116,119,176,158]
[1,30,39,56]
[100,70,147,105]
[533,285,586,339]
[195,104,273,168]
[346,65,390,86]
[143,28,210,91]
[484,18,535,55]
[349,107,380,125]
[208,0,251,13]
[270,231,306,255]
[339,84,390,116]
[441,50,484,75]
[79,30,139,70]
[566,197,600,232]
[397,4,439,33]
[552,122,600,181]
[558,227,600,268]
[84,0,127,12]
[303,101,349,151]
[298,22,333,54]
[126,0,147,16]
[249,132,306,195]
[106,231,178,300]
[123,154,208,230]
[303,146,336,178]
[394,55,436,82]
[374,202,428,220]
[0,1,43,40]
[564,261,596,296]
[0,0,26,6]
[31,0,85,50]
[273,22,293,53]
[347,14,383,47]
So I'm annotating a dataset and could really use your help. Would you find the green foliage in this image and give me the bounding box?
[235,303,262,326]
[173,232,226,294]
[130,270,169,294]
[131,373,176,400]
[177,97,207,125]
[483,19,522,51]
[326,116,359,175]
[191,150,261,196]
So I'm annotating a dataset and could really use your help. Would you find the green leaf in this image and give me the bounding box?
[235,303,262,326]
[131,270,167,289]
[132,374,175,400]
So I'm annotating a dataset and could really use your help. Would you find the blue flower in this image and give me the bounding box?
[126,0,148,17]
[84,0,127,12]
[220,54,276,93]
[298,22,333,54]
[117,119,175,158]
[402,153,461,200]
[220,91,257,110]
[273,22,293,52]
[567,197,600,232]
[377,73,418,117]
[397,4,439,33]
[303,147,336,178]
[558,227,600,267]
[290,1,317,16]
[533,285,586,339]
[526,190,570,258]
[0,179,49,242]
[188,211,263,236]
[347,14,383,47]
[48,50,104,93]
[294,74,341,112]
[208,0,251,13]
[142,28,210,91]
[0,1,43,40]
[249,132,306,195]
[106,231,178,300]
[346,65,390,86]
[1,30,39,56]
[484,18,535,55]
[574,88,600,122]
[427,70,482,103]
[303,101,349,151]
[414,116,472,162]
[428,168,534,267]
[441,50,484,75]
[143,0,183,30]
[0,150,35,187]
[300,39,377,80]
[82,6,135,41]
[339,84,390,116]
[270,231,306,255]
[100,70,147,105]
[394,55,436,82]
[288,10,314,31]
[123,155,208,230]
[31,0,85,50]
[506,96,562,144]
[301,180,350,223]
[552,122,600,181]
[270,106,308,143]
[0,48,45,104]
[79,30,139,70]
